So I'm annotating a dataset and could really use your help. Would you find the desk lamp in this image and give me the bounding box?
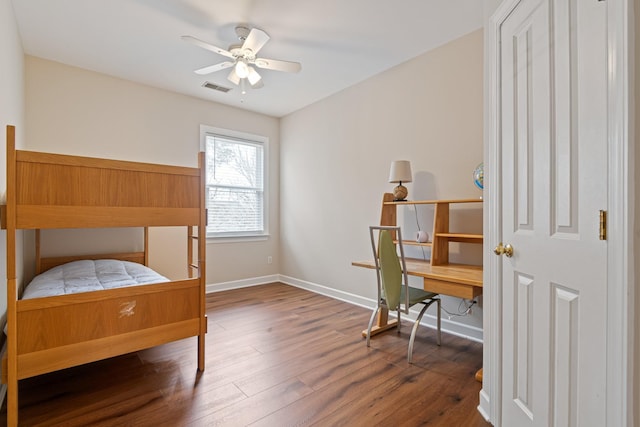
[388,160,412,201]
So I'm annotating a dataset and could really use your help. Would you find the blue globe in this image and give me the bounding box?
[473,163,484,190]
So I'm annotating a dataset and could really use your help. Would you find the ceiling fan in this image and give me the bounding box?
[182,25,302,93]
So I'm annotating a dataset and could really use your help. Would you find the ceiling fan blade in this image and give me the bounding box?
[194,61,235,75]
[247,67,262,86]
[250,78,264,89]
[242,28,270,54]
[227,68,240,85]
[254,58,301,73]
[181,35,235,59]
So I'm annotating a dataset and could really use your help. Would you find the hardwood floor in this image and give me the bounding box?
[2,283,490,426]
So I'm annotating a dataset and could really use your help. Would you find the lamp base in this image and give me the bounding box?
[393,184,408,201]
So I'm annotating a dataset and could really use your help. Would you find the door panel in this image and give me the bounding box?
[500,0,549,422]
[514,272,534,419]
[551,0,579,234]
[499,0,607,425]
[550,284,580,427]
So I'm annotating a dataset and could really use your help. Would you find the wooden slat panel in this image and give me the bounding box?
[434,233,484,243]
[17,150,199,176]
[16,162,200,208]
[5,126,19,427]
[15,319,200,380]
[407,260,483,286]
[17,284,200,353]
[395,240,433,247]
[379,193,397,226]
[16,206,200,228]
[431,203,450,265]
[196,151,207,372]
[384,198,483,205]
[423,278,482,299]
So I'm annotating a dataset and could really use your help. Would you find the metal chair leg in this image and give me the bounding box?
[408,299,436,363]
[366,305,381,347]
[436,298,442,346]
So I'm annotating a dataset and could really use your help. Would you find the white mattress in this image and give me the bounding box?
[22,259,169,300]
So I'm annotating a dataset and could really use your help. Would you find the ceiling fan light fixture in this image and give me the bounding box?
[227,69,240,85]
[183,25,301,93]
[235,60,250,79]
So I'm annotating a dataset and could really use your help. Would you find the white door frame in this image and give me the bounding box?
[480,0,635,425]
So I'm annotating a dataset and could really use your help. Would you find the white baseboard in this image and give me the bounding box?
[207,275,483,343]
[279,275,374,309]
[478,389,491,422]
[206,274,280,293]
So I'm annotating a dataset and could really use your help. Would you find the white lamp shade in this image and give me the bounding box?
[388,160,413,183]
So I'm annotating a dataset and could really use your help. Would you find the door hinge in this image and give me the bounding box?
[599,210,607,240]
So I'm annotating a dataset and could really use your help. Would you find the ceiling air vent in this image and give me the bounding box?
[202,81,231,93]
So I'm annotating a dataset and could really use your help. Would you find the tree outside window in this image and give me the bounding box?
[205,134,265,237]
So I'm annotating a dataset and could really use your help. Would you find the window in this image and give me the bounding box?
[202,127,268,238]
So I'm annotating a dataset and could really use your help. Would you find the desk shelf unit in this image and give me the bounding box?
[353,194,484,353]
[380,193,483,267]
[364,194,484,381]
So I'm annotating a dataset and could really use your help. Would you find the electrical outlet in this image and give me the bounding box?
[267,256,272,264]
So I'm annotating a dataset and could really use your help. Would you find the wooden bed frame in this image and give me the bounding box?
[1,125,207,426]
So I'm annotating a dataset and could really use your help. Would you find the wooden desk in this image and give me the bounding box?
[352,258,482,335]
[353,258,484,382]
[361,195,484,380]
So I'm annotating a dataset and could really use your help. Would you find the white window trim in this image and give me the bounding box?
[200,125,269,241]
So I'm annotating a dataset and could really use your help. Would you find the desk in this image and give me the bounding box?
[351,258,482,336]
[353,258,484,381]
[360,195,484,380]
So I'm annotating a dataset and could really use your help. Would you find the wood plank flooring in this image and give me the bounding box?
[1,283,490,426]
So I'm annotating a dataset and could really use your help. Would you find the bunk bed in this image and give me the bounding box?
[1,125,207,426]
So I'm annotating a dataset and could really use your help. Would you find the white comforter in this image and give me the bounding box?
[22,259,169,299]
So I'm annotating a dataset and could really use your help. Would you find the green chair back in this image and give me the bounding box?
[378,230,402,310]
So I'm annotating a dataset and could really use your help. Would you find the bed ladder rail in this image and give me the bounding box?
[187,226,200,278]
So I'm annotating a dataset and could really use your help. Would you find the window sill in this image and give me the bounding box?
[207,234,270,244]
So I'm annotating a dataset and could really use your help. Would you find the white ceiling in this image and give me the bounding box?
[11,0,483,118]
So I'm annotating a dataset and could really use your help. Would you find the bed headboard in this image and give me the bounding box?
[33,227,150,274]
[6,147,202,230]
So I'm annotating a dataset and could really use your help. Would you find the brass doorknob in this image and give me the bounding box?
[493,242,514,258]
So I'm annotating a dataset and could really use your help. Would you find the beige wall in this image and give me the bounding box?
[0,0,25,326]
[280,29,485,333]
[24,56,280,283]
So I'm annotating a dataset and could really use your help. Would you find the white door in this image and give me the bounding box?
[498,0,607,425]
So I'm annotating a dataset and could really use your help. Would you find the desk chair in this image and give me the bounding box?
[366,226,441,363]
